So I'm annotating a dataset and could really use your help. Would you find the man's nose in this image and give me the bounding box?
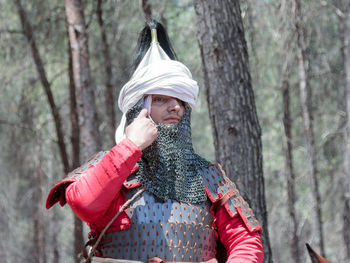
[167,98,181,112]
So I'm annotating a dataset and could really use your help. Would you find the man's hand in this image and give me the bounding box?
[125,108,158,151]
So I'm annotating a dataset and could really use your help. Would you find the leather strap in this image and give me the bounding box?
[146,257,164,263]
[211,189,236,213]
[146,257,217,263]
[91,257,217,263]
[83,188,146,263]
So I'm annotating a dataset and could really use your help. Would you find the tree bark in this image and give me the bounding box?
[159,1,168,30]
[293,0,325,256]
[68,37,80,171]
[281,61,300,263]
[141,0,152,20]
[342,1,350,260]
[194,1,272,262]
[66,1,101,260]
[245,0,259,75]
[65,0,101,160]
[97,0,116,146]
[34,156,47,263]
[52,213,60,263]
[14,0,70,174]
[67,25,84,261]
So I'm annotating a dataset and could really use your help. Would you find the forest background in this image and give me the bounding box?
[0,0,349,263]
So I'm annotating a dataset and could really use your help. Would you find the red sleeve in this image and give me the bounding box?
[65,138,142,224]
[216,205,264,263]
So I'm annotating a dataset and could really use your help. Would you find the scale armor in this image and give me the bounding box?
[93,163,261,261]
[99,190,217,262]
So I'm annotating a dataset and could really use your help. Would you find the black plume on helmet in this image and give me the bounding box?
[133,20,177,70]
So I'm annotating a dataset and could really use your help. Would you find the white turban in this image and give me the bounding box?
[115,42,199,143]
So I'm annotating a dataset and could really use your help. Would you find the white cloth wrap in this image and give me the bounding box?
[115,43,199,143]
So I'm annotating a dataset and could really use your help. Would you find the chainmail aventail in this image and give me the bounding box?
[126,100,209,204]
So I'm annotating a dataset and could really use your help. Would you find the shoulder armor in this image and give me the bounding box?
[123,175,142,189]
[201,164,261,233]
[67,151,108,179]
[46,151,108,209]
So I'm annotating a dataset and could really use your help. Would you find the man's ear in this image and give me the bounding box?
[143,95,152,117]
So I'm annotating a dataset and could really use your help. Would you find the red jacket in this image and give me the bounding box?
[46,138,264,263]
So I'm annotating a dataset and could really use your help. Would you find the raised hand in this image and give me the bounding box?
[125,108,158,151]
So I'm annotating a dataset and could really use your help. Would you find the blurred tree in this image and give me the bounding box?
[281,52,300,263]
[65,0,102,260]
[67,21,83,262]
[14,0,70,175]
[142,0,152,21]
[293,0,325,256]
[277,2,300,262]
[34,155,47,263]
[341,1,350,260]
[65,0,102,158]
[14,2,70,262]
[194,0,272,262]
[97,0,116,146]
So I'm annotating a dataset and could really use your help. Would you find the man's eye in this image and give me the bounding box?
[176,99,184,106]
[154,97,165,102]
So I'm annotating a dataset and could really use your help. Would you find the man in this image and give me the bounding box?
[46,21,264,263]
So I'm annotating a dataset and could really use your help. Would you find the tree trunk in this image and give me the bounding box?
[343,1,350,260]
[293,0,325,256]
[65,0,101,160]
[52,212,60,263]
[194,1,272,262]
[34,157,47,263]
[67,24,84,261]
[245,0,259,75]
[14,0,70,174]
[97,0,116,146]
[141,0,152,20]
[281,61,300,263]
[67,26,81,173]
[66,1,101,259]
[159,1,167,30]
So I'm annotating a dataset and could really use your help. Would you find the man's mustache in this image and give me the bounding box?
[163,113,181,119]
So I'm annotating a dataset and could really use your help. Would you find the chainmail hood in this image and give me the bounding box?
[126,99,209,204]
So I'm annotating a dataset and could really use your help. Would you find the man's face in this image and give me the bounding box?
[150,94,185,124]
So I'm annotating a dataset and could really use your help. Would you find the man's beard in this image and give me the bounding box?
[126,100,208,203]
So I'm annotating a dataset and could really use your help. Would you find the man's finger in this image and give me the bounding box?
[137,108,148,119]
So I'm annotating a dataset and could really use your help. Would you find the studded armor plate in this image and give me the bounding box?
[99,189,217,262]
[201,164,261,233]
